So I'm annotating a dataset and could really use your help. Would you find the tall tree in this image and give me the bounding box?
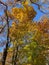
[0,0,49,65]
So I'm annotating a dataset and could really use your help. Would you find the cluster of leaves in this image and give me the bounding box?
[8,3,49,65]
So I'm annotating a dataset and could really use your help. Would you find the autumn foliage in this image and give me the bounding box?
[0,0,49,65]
[9,4,49,65]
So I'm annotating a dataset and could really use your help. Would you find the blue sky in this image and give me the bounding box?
[0,1,49,52]
[31,4,44,21]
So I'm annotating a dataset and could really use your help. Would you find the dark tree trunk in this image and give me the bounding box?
[2,43,9,65]
[12,45,18,65]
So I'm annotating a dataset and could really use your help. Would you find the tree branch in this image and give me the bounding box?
[0,23,6,33]
[0,1,7,33]
[30,0,49,14]
[0,1,7,6]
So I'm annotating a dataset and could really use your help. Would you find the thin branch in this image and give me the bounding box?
[0,1,7,33]
[30,0,49,14]
[0,23,6,33]
[0,1,7,6]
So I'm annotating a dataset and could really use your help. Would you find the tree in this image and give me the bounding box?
[9,4,36,65]
[0,0,49,65]
[9,4,49,65]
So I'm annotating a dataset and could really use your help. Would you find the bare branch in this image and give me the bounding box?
[30,0,49,14]
[0,1,7,6]
[0,23,6,33]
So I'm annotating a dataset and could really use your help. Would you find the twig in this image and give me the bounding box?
[30,0,49,14]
